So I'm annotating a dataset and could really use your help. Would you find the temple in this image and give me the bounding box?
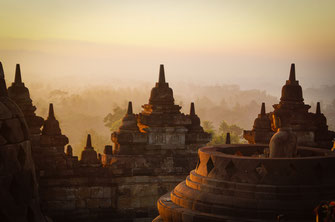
[3,61,333,222]
[112,65,210,157]
[0,62,210,221]
[244,64,335,148]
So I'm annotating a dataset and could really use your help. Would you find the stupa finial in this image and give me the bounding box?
[261,102,266,115]
[190,102,195,115]
[48,103,55,119]
[0,62,8,96]
[289,63,296,81]
[86,134,92,149]
[127,101,133,114]
[159,64,165,83]
[15,64,22,84]
[316,102,321,115]
[0,62,4,79]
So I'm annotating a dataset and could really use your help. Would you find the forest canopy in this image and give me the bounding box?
[27,82,335,156]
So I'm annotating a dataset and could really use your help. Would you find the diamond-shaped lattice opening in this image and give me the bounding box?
[225,160,236,178]
[255,163,267,180]
[206,157,214,175]
[196,158,200,170]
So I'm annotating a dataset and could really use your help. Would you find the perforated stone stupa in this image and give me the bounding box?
[0,62,47,222]
[155,143,335,222]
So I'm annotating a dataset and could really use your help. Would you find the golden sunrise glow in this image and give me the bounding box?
[1,0,335,51]
[0,0,334,93]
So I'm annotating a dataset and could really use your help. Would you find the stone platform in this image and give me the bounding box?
[157,144,335,222]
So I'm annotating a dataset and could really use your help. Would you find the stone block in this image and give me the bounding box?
[139,195,158,208]
[118,185,131,196]
[131,184,158,197]
[86,198,100,208]
[91,186,104,198]
[75,199,86,208]
[75,187,91,199]
[103,187,111,198]
[46,200,76,210]
[99,199,112,208]
[68,177,89,186]
[117,196,132,209]
[41,187,75,200]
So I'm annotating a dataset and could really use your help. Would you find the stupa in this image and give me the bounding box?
[0,62,47,222]
[7,64,44,143]
[40,103,69,151]
[244,64,335,148]
[155,139,335,221]
[111,64,211,173]
[155,64,335,222]
[80,134,100,166]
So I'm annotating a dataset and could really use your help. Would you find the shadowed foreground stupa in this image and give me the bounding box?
[0,62,47,222]
[155,140,335,221]
[244,64,335,148]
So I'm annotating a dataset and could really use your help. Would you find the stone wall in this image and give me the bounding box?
[38,164,187,221]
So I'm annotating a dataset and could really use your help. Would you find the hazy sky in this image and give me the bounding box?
[0,0,334,96]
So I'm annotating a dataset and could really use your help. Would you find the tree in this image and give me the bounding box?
[103,106,126,132]
[218,120,230,134]
[205,120,244,145]
[219,120,243,136]
[202,120,215,136]
[229,124,243,136]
